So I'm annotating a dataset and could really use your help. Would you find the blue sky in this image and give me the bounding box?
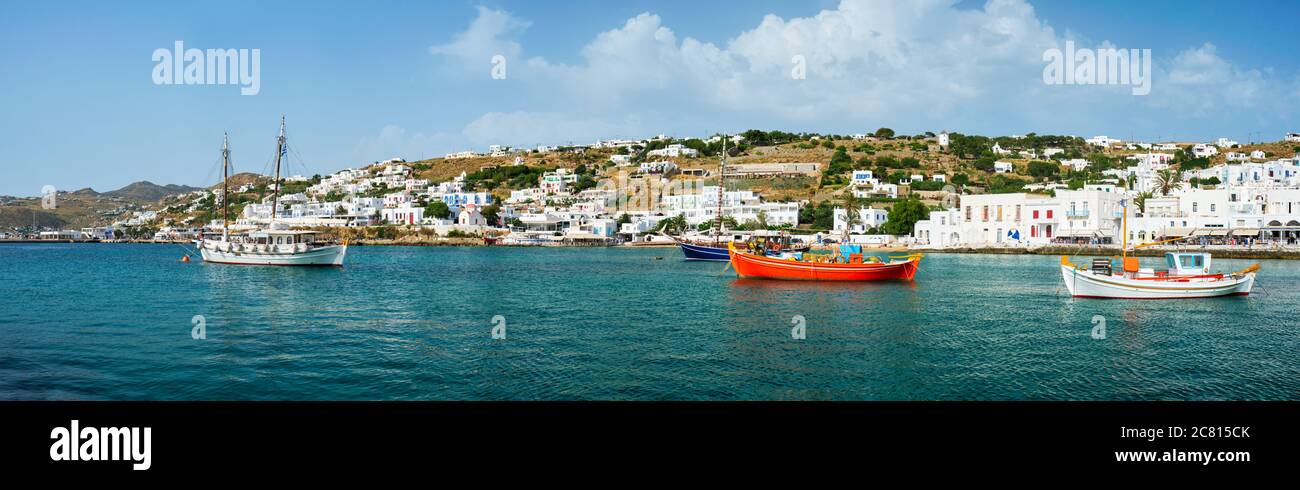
[1,0,1298,196]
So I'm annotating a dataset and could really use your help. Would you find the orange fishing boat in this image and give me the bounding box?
[727,243,921,281]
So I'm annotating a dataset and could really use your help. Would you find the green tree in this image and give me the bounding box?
[425,200,451,219]
[874,127,895,139]
[657,214,689,234]
[881,198,928,235]
[1027,161,1060,179]
[480,204,501,226]
[1154,169,1180,196]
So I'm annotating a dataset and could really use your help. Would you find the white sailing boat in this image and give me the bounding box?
[197,117,348,266]
[1060,198,1255,299]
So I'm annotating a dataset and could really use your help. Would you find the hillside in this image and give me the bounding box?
[0,180,202,230]
[103,181,202,201]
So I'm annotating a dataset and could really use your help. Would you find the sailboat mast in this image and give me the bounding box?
[1121,198,1128,260]
[269,115,285,225]
[222,133,230,239]
[714,135,727,243]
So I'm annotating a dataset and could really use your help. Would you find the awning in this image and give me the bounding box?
[1209,229,1230,236]
[1056,229,1094,237]
[1159,227,1193,237]
[1231,228,1260,236]
[1191,228,1214,236]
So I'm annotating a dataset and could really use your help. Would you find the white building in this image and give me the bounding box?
[647,144,700,158]
[1063,158,1090,171]
[458,203,488,226]
[1086,135,1118,147]
[638,161,678,174]
[994,161,1014,173]
[833,206,889,233]
[1192,143,1219,158]
[912,189,1123,247]
[851,170,875,186]
[540,168,579,193]
[445,151,479,159]
[382,203,425,225]
[659,186,799,227]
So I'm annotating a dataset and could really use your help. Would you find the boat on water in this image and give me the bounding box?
[1061,253,1256,299]
[675,230,809,261]
[1059,198,1256,299]
[677,134,737,261]
[727,242,921,281]
[197,117,348,267]
[678,240,731,261]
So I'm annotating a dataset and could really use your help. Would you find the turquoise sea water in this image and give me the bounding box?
[0,243,1297,400]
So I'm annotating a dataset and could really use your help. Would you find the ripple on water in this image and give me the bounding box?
[0,245,1298,400]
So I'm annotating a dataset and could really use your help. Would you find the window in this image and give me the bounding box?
[1047,210,1053,219]
[1015,205,1021,221]
[1033,210,1040,219]
[997,205,1003,221]
[982,206,989,221]
[1210,203,1215,213]
[1031,226,1037,237]
[965,206,972,220]
[1193,202,1198,212]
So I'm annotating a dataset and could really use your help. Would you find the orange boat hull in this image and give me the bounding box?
[728,248,920,281]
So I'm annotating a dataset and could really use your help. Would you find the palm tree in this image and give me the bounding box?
[1155,169,1180,196]
[839,190,861,240]
[1134,192,1153,214]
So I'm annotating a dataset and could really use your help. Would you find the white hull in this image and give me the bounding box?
[1061,264,1254,299]
[198,241,347,266]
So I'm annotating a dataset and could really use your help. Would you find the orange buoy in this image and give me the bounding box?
[181,255,190,263]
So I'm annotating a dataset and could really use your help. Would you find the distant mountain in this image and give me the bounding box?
[102,181,202,202]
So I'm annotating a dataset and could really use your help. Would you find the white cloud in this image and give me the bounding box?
[463,111,645,147]
[429,6,530,65]
[350,125,463,162]
[425,0,1297,144]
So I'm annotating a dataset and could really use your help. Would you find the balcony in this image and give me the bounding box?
[1065,210,1090,219]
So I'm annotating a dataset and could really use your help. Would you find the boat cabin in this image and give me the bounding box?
[244,230,322,246]
[1166,252,1211,275]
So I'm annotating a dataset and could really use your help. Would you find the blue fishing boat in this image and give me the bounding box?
[677,134,734,262]
[679,241,730,261]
